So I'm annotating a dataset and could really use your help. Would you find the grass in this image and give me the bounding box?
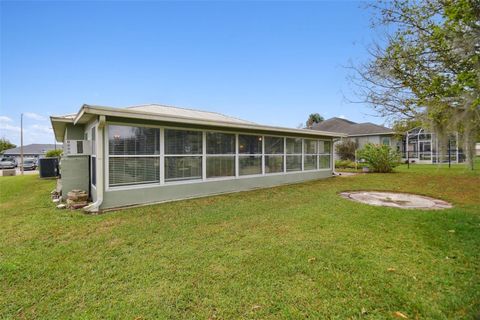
[1,162,479,319]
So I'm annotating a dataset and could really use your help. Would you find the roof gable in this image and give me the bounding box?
[312,117,393,136]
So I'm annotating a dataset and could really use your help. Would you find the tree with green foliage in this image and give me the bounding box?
[358,143,401,173]
[0,138,16,154]
[45,149,63,158]
[335,139,358,161]
[306,113,324,128]
[391,118,423,140]
[350,0,480,169]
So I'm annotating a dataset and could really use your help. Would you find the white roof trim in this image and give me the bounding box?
[68,104,345,137]
[346,132,395,137]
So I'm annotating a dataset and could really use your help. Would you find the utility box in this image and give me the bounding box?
[39,157,59,178]
[64,140,92,156]
[60,156,90,200]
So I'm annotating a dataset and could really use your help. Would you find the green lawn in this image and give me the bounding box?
[1,163,479,319]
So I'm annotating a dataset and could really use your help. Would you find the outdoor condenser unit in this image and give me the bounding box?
[64,140,92,156]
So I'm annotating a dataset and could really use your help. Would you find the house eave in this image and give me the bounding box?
[346,132,395,137]
[73,104,346,138]
[50,116,74,142]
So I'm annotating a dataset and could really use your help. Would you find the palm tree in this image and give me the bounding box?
[306,113,324,128]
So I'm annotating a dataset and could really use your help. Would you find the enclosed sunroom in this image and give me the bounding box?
[51,104,343,212]
[399,127,464,164]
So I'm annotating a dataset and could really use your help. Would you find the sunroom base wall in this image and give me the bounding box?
[100,170,331,210]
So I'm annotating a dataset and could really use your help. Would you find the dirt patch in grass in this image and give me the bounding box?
[339,191,453,210]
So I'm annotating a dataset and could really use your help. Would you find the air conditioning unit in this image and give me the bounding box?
[64,140,92,156]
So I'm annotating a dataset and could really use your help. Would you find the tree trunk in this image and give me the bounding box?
[464,131,476,170]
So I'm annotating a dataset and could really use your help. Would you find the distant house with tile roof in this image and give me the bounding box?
[2,144,61,164]
[311,117,396,160]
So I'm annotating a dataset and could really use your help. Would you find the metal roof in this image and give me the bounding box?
[311,117,394,136]
[51,104,346,141]
[126,104,257,125]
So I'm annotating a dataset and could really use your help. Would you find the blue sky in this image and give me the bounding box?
[1,1,380,145]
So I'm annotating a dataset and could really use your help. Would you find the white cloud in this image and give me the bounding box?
[0,115,13,123]
[0,123,21,133]
[30,124,53,135]
[338,115,346,119]
[23,112,47,121]
[0,124,54,145]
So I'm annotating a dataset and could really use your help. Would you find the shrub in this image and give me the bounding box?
[357,143,400,173]
[335,139,358,161]
[45,149,63,158]
[335,160,357,169]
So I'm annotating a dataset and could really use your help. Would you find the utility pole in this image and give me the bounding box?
[20,113,24,175]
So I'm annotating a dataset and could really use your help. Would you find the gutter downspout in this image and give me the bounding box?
[84,115,106,213]
[332,137,342,174]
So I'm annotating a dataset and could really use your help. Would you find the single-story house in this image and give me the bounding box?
[311,117,395,160]
[1,143,61,164]
[51,104,344,212]
[311,117,465,164]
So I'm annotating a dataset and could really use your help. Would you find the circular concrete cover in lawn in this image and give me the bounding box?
[340,191,452,210]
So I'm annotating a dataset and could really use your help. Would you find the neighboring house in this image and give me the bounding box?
[311,117,466,164]
[50,104,343,212]
[1,143,61,164]
[398,127,464,164]
[310,117,395,160]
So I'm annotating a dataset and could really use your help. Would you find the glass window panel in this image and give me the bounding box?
[264,136,284,154]
[286,155,302,172]
[304,139,317,154]
[109,157,160,186]
[265,155,284,173]
[239,156,262,175]
[165,129,202,155]
[206,156,235,178]
[325,141,331,153]
[109,125,159,155]
[165,156,202,182]
[304,155,317,170]
[286,138,302,154]
[319,155,330,169]
[318,141,331,154]
[238,135,262,154]
[206,132,235,154]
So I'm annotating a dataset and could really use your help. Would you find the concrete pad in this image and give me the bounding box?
[340,191,452,210]
[334,172,359,177]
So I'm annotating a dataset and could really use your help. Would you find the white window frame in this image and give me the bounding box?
[285,137,303,173]
[318,139,332,170]
[264,135,285,174]
[106,124,161,188]
[303,138,318,171]
[104,121,334,191]
[163,128,203,183]
[237,133,264,177]
[205,131,236,180]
